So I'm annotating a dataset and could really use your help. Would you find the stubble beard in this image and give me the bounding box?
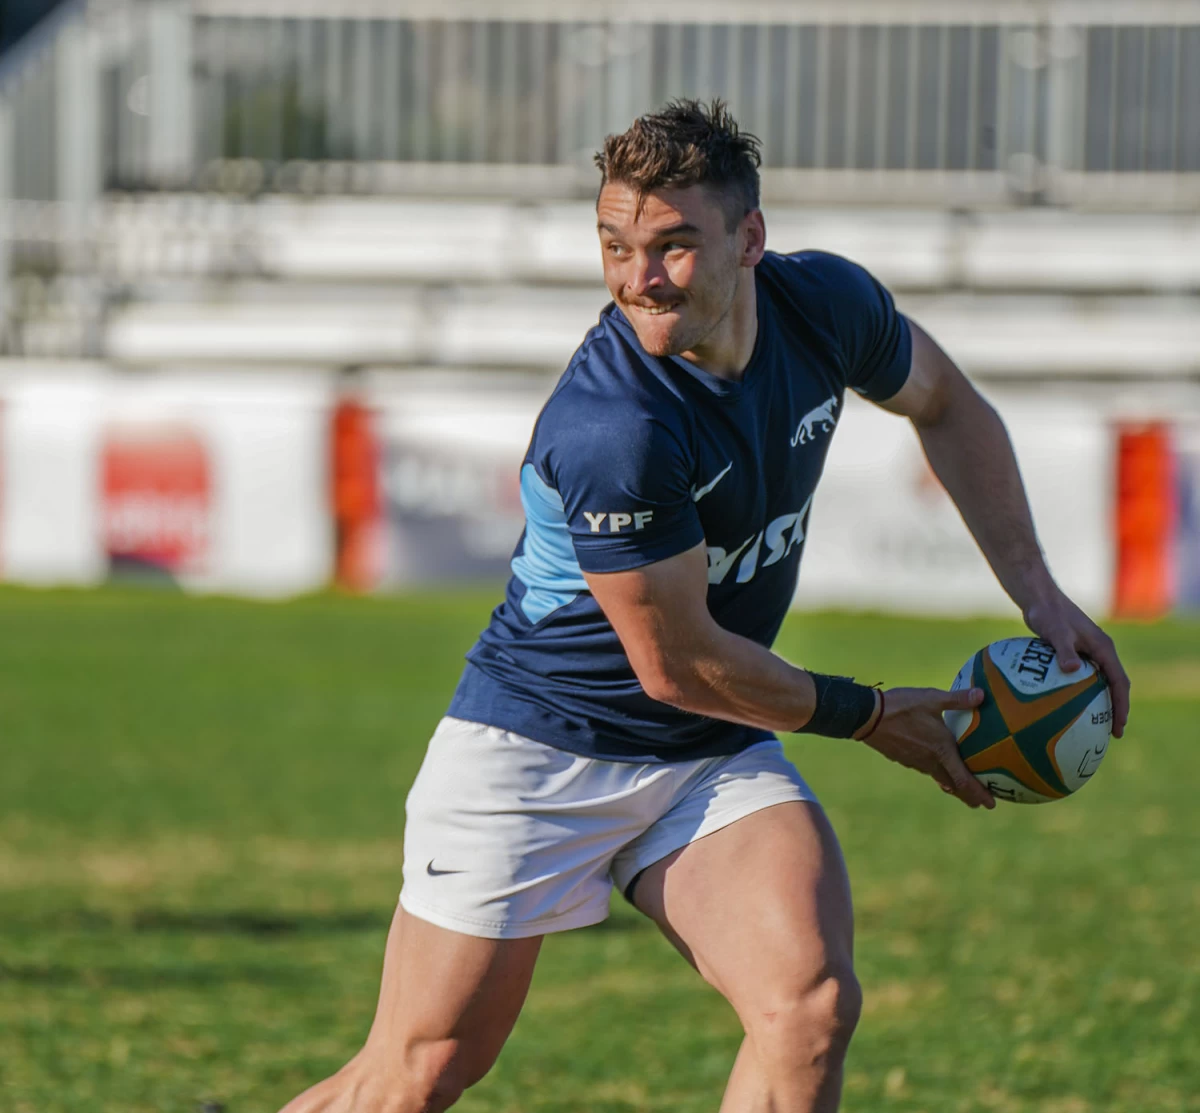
[668,268,740,360]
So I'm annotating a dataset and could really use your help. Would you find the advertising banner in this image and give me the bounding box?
[102,422,213,581]
[1176,422,1200,612]
[371,376,547,586]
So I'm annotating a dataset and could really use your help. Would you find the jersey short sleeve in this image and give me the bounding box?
[805,253,913,402]
[537,395,704,575]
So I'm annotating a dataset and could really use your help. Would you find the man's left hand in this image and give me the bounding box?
[1024,590,1131,738]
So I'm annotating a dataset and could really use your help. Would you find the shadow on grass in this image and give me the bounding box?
[6,907,652,937]
[7,907,393,936]
[0,911,648,989]
[131,908,391,935]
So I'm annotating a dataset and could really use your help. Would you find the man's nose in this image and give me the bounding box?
[626,251,667,297]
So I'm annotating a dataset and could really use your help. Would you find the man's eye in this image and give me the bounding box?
[607,243,628,256]
[663,242,690,253]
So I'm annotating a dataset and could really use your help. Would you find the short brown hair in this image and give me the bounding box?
[594,99,762,231]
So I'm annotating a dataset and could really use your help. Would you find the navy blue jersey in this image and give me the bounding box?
[448,251,912,762]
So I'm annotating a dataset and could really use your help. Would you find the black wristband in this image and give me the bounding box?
[793,673,878,738]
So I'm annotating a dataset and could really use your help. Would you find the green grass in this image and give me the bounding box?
[0,586,1196,1113]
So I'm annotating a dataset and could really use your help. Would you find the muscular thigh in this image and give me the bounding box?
[631,801,853,1016]
[362,905,542,1081]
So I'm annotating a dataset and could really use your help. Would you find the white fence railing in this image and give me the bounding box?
[3,0,1200,205]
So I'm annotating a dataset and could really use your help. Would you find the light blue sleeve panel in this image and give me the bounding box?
[510,463,589,625]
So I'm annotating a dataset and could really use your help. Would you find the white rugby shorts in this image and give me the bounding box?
[399,715,818,939]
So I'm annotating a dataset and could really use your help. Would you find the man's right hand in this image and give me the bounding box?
[856,687,996,809]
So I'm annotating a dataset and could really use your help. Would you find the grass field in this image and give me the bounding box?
[0,585,1196,1113]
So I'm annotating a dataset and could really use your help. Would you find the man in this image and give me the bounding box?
[281,100,1130,1113]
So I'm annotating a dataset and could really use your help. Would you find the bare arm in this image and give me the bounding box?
[582,542,822,733]
[584,543,993,807]
[883,319,1131,735]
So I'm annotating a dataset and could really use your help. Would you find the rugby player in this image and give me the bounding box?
[281,99,1130,1113]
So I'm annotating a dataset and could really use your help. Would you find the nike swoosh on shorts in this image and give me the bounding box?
[426,861,465,877]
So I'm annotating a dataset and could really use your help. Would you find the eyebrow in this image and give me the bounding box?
[597,221,703,239]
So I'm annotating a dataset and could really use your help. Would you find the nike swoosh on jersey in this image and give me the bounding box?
[690,462,733,502]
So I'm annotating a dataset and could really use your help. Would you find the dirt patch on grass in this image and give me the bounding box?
[0,838,228,891]
[0,837,403,894]
[861,977,946,1017]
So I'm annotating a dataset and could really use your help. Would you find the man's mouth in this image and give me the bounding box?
[629,302,679,317]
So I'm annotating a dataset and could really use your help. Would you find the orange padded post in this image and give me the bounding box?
[331,390,382,593]
[1113,423,1175,620]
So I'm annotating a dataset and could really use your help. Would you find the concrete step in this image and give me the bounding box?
[11,195,1199,293]
[105,285,1200,379]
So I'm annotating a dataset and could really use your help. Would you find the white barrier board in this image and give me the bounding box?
[0,364,332,597]
[797,391,1113,616]
[1,368,107,585]
[0,364,1117,615]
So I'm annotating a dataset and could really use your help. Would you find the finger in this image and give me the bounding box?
[927,762,963,800]
[932,758,977,806]
[938,686,985,712]
[931,767,957,794]
[1045,627,1083,673]
[1079,634,1131,738]
[939,742,996,810]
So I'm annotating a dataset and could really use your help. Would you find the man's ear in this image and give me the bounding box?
[740,209,766,267]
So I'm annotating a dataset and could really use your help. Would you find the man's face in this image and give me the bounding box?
[596,183,750,358]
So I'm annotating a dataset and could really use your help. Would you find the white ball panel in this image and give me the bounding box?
[987,636,1100,697]
[1050,686,1114,794]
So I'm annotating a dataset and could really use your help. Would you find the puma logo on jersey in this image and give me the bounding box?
[790,395,839,447]
[583,510,654,533]
[707,497,813,585]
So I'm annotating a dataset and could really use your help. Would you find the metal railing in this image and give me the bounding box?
[2,0,1199,206]
[182,9,1200,206]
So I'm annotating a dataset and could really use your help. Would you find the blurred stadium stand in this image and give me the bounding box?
[1,0,1199,369]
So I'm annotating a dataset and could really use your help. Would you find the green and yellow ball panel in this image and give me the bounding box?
[945,637,1112,805]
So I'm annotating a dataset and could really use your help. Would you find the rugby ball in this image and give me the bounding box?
[945,637,1112,804]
